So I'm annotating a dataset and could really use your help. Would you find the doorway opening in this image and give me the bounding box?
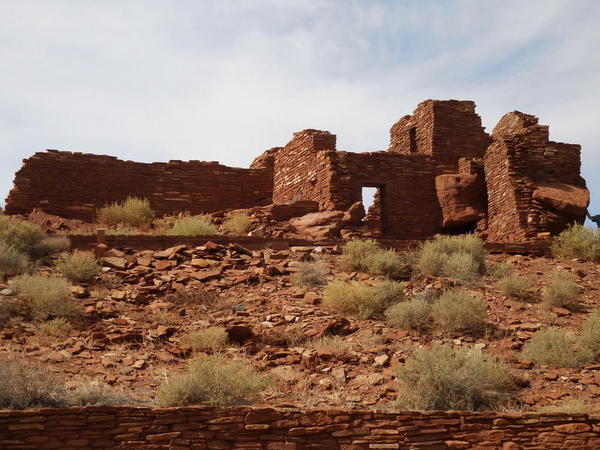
[361,186,384,236]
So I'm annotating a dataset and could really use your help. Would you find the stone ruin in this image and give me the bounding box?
[5,99,589,243]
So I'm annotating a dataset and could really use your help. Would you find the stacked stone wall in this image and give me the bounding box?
[5,151,273,221]
[0,406,599,449]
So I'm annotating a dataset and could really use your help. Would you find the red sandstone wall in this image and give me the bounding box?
[5,151,273,221]
[485,112,587,242]
[326,151,440,238]
[272,129,337,207]
[0,406,599,449]
[389,100,491,175]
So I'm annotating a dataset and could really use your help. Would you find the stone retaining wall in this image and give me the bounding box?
[1,406,599,449]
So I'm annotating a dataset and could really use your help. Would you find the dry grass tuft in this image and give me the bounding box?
[223,213,252,235]
[431,289,487,333]
[519,327,593,368]
[13,274,81,319]
[542,271,580,309]
[290,261,327,289]
[181,327,229,350]
[167,215,217,235]
[551,224,600,262]
[97,196,155,227]
[56,251,101,282]
[395,345,514,411]
[499,275,532,301]
[323,279,405,319]
[417,234,486,281]
[158,354,269,406]
[0,241,28,276]
[385,298,430,330]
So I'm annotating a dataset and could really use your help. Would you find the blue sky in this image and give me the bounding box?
[1,0,599,217]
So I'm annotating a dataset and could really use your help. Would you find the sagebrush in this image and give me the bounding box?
[223,213,252,235]
[97,197,155,227]
[168,215,218,235]
[395,345,514,411]
[551,224,600,262]
[417,234,486,281]
[431,289,487,333]
[323,279,405,319]
[13,274,81,319]
[56,251,101,282]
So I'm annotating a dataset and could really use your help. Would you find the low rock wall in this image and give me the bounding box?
[0,406,599,449]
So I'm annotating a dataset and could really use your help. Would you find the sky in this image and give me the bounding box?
[1,0,599,216]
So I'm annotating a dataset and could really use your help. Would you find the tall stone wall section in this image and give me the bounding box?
[484,112,588,242]
[326,151,439,238]
[388,100,491,175]
[272,129,337,207]
[5,150,273,221]
[1,406,599,449]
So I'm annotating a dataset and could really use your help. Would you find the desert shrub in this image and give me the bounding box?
[0,297,23,324]
[223,213,252,235]
[323,279,405,319]
[280,324,308,346]
[499,275,532,300]
[395,345,514,411]
[431,289,487,333]
[97,196,155,227]
[181,327,229,350]
[67,380,131,406]
[101,273,122,289]
[441,252,481,282]
[0,214,43,254]
[542,271,580,309]
[167,215,217,235]
[56,251,101,282]
[340,239,382,271]
[488,261,513,278]
[12,274,80,319]
[385,298,430,330]
[580,309,600,355]
[412,288,441,303]
[38,317,72,338]
[519,328,593,368]
[551,224,600,262]
[31,235,70,258]
[363,248,405,278]
[158,354,269,406]
[417,234,486,280]
[0,241,28,275]
[291,261,326,289]
[0,360,68,409]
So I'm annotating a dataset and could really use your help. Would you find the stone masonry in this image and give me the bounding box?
[5,100,588,242]
[1,405,600,449]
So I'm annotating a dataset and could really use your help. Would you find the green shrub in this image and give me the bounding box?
[363,248,406,278]
[323,279,405,319]
[520,328,593,368]
[56,251,101,282]
[291,261,326,289]
[0,241,28,275]
[31,235,70,258]
[542,271,580,309]
[417,234,486,280]
[551,224,600,262]
[385,298,430,330]
[158,354,269,406]
[0,214,43,254]
[0,360,68,409]
[13,274,80,319]
[340,239,382,271]
[499,275,531,300]
[580,309,600,355]
[395,345,514,411]
[97,196,155,227]
[223,213,252,235]
[167,215,217,235]
[431,289,487,333]
[181,327,229,350]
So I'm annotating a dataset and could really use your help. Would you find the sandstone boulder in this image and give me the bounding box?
[341,201,365,227]
[532,182,590,216]
[289,211,344,238]
[435,173,486,228]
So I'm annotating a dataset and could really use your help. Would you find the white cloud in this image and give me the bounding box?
[1,0,599,211]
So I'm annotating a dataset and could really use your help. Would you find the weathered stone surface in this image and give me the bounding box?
[532,182,590,216]
[289,211,345,239]
[435,172,486,228]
